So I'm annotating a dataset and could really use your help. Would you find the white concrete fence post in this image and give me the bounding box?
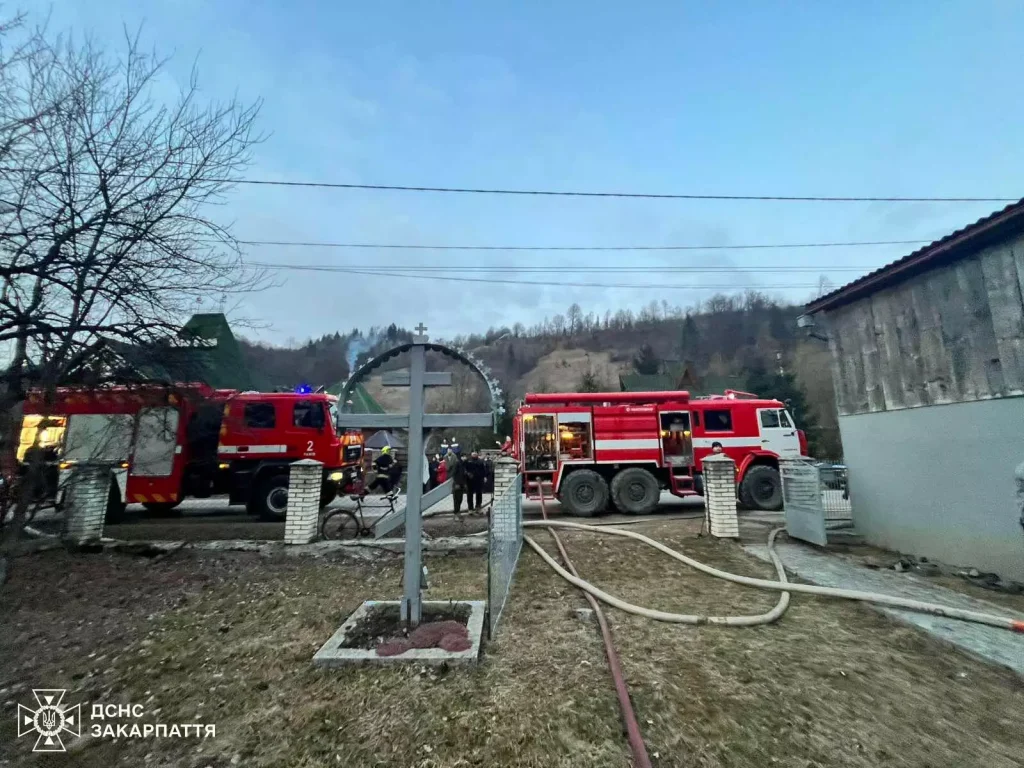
[703,453,740,539]
[284,459,323,545]
[492,456,519,500]
[64,464,111,543]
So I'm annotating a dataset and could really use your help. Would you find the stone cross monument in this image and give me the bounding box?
[335,323,495,626]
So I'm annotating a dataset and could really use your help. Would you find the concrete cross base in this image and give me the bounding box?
[312,600,486,667]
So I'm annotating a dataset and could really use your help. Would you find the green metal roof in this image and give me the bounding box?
[325,381,385,414]
[106,314,258,391]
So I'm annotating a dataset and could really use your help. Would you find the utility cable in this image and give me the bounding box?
[38,168,1018,202]
[245,262,833,290]
[237,238,931,252]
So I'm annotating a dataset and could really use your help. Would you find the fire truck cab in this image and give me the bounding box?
[513,390,807,517]
[22,385,365,521]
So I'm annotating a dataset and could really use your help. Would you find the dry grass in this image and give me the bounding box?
[517,348,625,394]
[537,520,1024,767]
[2,518,1022,767]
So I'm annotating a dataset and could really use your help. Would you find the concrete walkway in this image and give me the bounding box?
[743,538,1024,676]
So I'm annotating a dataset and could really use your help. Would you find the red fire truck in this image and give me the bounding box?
[21,384,365,521]
[512,390,808,516]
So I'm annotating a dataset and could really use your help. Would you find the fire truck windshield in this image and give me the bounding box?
[328,402,340,433]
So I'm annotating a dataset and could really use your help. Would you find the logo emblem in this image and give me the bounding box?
[17,689,81,752]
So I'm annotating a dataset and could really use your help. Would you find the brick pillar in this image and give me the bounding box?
[64,464,110,543]
[703,454,739,538]
[492,456,520,500]
[284,459,322,545]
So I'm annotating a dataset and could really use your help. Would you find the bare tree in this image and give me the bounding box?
[565,302,582,336]
[0,22,266,563]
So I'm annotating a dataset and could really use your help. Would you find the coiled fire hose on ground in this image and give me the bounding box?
[522,519,1024,632]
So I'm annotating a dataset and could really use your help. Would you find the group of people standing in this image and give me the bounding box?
[428,448,493,518]
[361,441,498,520]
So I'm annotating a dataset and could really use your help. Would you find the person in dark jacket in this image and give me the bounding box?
[465,451,485,512]
[428,455,440,489]
[446,451,468,518]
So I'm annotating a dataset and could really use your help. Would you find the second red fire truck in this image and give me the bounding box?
[512,390,808,516]
[22,384,365,521]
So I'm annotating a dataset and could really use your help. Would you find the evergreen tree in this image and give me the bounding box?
[679,313,700,360]
[632,343,661,375]
[745,362,820,455]
[579,369,600,392]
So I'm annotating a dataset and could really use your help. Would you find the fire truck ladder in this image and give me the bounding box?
[667,468,696,497]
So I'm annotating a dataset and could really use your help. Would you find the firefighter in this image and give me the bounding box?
[363,446,398,496]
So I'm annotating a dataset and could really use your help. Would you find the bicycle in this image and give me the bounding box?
[320,488,402,540]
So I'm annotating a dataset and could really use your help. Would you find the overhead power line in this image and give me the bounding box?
[47,168,1019,203]
[223,178,1016,203]
[250,262,873,274]
[237,237,930,252]
[248,261,833,290]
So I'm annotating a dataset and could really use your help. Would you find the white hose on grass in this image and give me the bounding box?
[523,520,1024,633]
[525,527,790,626]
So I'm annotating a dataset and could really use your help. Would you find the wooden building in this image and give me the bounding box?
[804,201,1024,580]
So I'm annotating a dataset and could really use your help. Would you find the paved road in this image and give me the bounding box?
[744,538,1024,676]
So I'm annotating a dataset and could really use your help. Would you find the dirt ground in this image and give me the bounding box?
[98,505,489,542]
[1,518,1021,767]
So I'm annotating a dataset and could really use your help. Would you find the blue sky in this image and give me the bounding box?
[45,1,1024,343]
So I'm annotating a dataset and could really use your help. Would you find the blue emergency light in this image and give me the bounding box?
[295,384,313,395]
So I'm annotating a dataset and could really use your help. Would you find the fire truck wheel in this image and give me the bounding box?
[251,474,289,521]
[142,502,182,517]
[559,470,609,517]
[739,465,783,511]
[319,484,337,509]
[610,467,661,515]
[104,483,127,524]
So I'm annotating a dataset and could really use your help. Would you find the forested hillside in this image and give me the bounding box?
[239,291,841,457]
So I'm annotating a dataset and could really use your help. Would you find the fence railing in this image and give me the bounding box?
[780,457,853,546]
[813,460,852,520]
[486,473,523,640]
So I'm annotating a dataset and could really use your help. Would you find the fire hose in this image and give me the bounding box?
[533,491,653,768]
[522,519,1024,632]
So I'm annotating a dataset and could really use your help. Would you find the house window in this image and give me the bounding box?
[293,401,324,429]
[244,402,276,429]
[704,409,733,432]
[759,410,781,429]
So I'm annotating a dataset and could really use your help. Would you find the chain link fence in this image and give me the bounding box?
[486,473,522,640]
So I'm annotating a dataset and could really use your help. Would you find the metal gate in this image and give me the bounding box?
[780,458,853,546]
[486,474,523,639]
[780,458,828,545]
